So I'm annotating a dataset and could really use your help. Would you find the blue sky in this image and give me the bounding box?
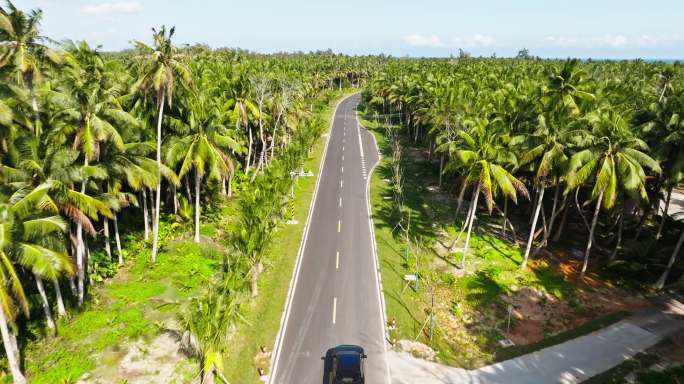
[19,0,684,59]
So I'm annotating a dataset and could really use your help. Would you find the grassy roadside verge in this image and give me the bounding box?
[221,91,354,384]
[361,109,640,369]
[20,227,225,383]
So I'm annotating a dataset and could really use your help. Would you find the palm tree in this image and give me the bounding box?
[445,118,529,268]
[0,203,30,384]
[543,59,595,117]
[179,273,244,384]
[167,85,240,243]
[516,114,571,269]
[133,26,191,262]
[99,141,162,263]
[566,108,661,280]
[0,1,62,137]
[50,41,130,305]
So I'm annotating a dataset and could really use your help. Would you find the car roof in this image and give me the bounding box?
[333,344,364,354]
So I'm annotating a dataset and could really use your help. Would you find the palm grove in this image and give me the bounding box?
[363,57,683,289]
[0,2,373,382]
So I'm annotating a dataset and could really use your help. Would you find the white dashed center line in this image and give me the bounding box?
[332,297,337,324]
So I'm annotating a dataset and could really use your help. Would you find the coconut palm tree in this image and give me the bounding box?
[445,118,529,268]
[133,26,192,262]
[0,1,62,137]
[167,85,241,243]
[516,114,571,269]
[0,202,30,384]
[49,41,131,305]
[566,108,661,280]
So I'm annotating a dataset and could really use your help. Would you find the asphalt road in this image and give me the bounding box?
[270,94,390,384]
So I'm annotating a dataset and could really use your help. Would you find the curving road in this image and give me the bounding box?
[270,94,390,384]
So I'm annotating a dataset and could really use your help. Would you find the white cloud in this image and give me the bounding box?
[544,34,682,49]
[80,2,144,15]
[544,36,580,47]
[403,34,443,47]
[453,34,496,47]
[591,34,628,48]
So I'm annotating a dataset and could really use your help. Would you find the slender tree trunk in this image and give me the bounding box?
[149,187,155,233]
[553,197,571,242]
[461,187,480,268]
[0,306,26,384]
[529,186,538,223]
[656,185,673,240]
[245,125,253,174]
[30,87,40,138]
[151,93,166,263]
[76,157,88,307]
[68,277,77,297]
[103,217,112,259]
[580,191,604,280]
[54,280,67,318]
[171,183,178,215]
[522,183,545,269]
[251,261,263,297]
[454,180,468,219]
[546,183,561,241]
[502,197,508,237]
[438,154,444,187]
[609,213,624,261]
[221,178,227,196]
[228,174,233,197]
[533,195,566,258]
[252,114,266,182]
[655,226,684,289]
[113,213,123,265]
[194,170,201,243]
[35,274,56,334]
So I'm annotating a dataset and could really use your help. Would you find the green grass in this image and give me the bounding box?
[21,233,221,383]
[221,90,354,384]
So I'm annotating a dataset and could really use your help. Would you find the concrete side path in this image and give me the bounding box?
[390,298,684,384]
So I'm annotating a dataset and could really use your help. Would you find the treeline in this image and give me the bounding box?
[0,2,373,383]
[363,57,683,287]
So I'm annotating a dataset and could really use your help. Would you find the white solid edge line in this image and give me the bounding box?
[357,107,392,384]
[269,93,357,384]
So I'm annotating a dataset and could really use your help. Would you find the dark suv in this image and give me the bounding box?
[321,345,367,384]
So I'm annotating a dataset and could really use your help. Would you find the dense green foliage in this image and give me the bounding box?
[363,57,684,285]
[0,2,372,382]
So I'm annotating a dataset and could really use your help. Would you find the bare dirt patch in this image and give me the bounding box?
[77,331,196,384]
